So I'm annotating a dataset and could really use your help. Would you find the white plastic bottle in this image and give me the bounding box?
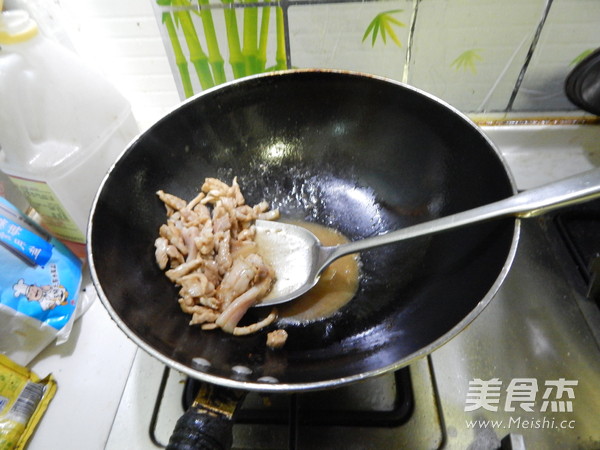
[0,8,139,257]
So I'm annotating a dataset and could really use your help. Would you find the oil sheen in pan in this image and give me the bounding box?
[274,220,360,325]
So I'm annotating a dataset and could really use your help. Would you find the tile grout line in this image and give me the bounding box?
[402,0,421,85]
[506,0,554,112]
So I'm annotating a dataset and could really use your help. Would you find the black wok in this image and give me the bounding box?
[88,70,518,445]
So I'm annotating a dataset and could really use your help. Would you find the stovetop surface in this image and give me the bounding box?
[431,214,600,449]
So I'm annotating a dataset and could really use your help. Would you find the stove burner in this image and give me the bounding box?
[182,368,413,428]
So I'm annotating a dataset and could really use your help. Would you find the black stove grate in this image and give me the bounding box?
[553,197,600,306]
[182,368,414,428]
[149,365,414,449]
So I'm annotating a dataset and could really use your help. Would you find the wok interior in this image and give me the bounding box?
[90,71,515,388]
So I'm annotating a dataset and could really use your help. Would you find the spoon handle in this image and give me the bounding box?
[322,167,600,266]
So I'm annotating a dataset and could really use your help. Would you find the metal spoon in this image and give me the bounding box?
[254,167,600,307]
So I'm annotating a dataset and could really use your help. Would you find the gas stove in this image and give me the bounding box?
[25,124,600,450]
[104,198,600,450]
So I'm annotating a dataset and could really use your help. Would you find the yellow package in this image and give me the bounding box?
[0,355,56,450]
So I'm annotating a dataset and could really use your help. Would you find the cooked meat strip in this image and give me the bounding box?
[245,253,274,280]
[178,272,214,299]
[202,260,221,287]
[154,237,169,270]
[253,201,270,214]
[230,177,245,206]
[231,240,258,259]
[179,207,203,227]
[188,306,220,325]
[198,296,220,310]
[258,209,280,221]
[193,202,212,222]
[186,191,206,211]
[216,276,273,333]
[181,226,200,262]
[215,230,233,275]
[216,256,257,307]
[166,244,184,268]
[212,203,232,233]
[157,190,187,211]
[266,329,288,349]
[196,220,215,256]
[165,258,203,283]
[155,177,281,339]
[234,205,255,222]
[236,226,256,242]
[233,309,278,336]
[201,178,234,204]
[160,222,187,256]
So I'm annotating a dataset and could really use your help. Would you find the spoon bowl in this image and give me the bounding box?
[255,167,600,307]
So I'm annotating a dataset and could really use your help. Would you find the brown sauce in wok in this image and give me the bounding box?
[277,221,360,324]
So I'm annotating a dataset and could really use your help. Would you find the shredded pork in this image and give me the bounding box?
[154,177,281,336]
[266,329,288,349]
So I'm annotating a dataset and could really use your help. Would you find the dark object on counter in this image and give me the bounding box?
[565,47,600,115]
[167,383,244,450]
[555,197,600,306]
[182,367,413,428]
[87,70,518,447]
[501,433,526,450]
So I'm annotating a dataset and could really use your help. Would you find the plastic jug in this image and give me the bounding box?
[0,8,139,257]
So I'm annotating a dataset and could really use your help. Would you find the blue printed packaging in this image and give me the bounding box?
[0,197,83,365]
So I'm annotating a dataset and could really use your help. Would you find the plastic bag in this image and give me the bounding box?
[0,197,88,365]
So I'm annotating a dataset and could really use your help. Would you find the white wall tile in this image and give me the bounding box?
[46,0,600,119]
[57,0,180,129]
[288,1,411,81]
[511,0,600,111]
[407,0,548,113]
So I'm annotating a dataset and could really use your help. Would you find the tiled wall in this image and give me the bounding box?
[12,0,598,128]
[151,0,599,116]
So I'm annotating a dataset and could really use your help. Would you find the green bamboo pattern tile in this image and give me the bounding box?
[152,0,600,115]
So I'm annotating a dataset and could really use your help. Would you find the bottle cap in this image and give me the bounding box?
[0,10,39,45]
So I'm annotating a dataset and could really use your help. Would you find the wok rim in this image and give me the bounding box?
[87,68,520,393]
